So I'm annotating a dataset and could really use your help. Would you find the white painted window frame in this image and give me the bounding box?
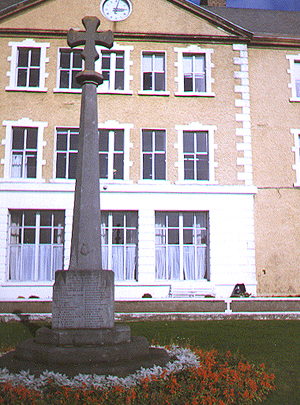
[6,39,49,92]
[95,43,133,94]
[138,50,170,96]
[287,54,300,102]
[174,45,214,97]
[1,118,47,182]
[175,122,218,184]
[54,48,83,93]
[99,121,133,184]
[139,128,168,183]
[8,210,64,282]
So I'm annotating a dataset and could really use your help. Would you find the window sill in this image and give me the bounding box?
[138,91,170,96]
[6,86,48,93]
[175,181,218,185]
[0,178,45,183]
[137,180,170,185]
[97,90,133,95]
[289,97,300,102]
[53,88,81,93]
[2,281,54,286]
[175,92,215,97]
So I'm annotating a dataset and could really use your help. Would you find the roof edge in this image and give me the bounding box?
[0,0,51,21]
[166,0,253,38]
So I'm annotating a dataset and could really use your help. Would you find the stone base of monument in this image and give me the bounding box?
[0,270,170,377]
[0,335,170,377]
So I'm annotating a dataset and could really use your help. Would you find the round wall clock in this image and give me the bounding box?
[100,0,132,21]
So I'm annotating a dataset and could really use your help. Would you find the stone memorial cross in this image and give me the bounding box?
[67,17,113,271]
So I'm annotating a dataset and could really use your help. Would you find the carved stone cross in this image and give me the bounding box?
[68,16,113,71]
[67,17,114,271]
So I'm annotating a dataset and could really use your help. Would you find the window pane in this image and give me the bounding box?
[142,130,152,152]
[154,54,164,71]
[115,53,124,69]
[40,211,51,226]
[183,212,194,227]
[60,71,70,88]
[73,51,82,68]
[113,153,124,179]
[56,153,66,178]
[17,69,27,87]
[197,156,209,180]
[99,130,109,151]
[196,132,207,153]
[168,229,179,244]
[155,131,165,151]
[155,212,166,228]
[24,211,36,226]
[196,212,207,228]
[142,54,152,71]
[26,128,38,149]
[183,132,194,153]
[184,76,193,92]
[26,154,37,178]
[114,130,124,151]
[154,72,165,91]
[70,131,79,150]
[12,128,24,150]
[29,68,40,87]
[143,72,152,90]
[113,212,124,227]
[30,49,41,66]
[183,229,193,244]
[195,75,206,92]
[168,212,179,227]
[126,212,138,227]
[143,154,152,179]
[57,132,67,151]
[115,70,124,90]
[155,153,165,180]
[195,55,205,73]
[18,48,29,67]
[102,53,110,70]
[68,153,77,179]
[40,228,51,244]
[183,55,192,73]
[99,154,108,178]
[54,211,64,226]
[24,228,35,244]
[60,51,70,68]
[184,156,195,180]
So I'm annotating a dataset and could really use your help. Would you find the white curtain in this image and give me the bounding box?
[156,246,180,280]
[11,154,23,178]
[183,246,206,280]
[126,246,136,280]
[112,246,124,280]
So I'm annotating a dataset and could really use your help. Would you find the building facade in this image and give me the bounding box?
[0,0,298,300]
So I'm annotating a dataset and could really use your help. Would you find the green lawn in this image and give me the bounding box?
[1,319,299,405]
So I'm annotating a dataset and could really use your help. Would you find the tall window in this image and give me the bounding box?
[155,212,209,281]
[6,39,49,91]
[142,129,166,180]
[183,54,206,93]
[183,131,209,180]
[58,49,82,89]
[11,127,38,178]
[9,210,64,281]
[142,52,165,92]
[99,51,125,91]
[99,129,124,180]
[55,128,79,179]
[101,211,138,281]
[16,47,41,88]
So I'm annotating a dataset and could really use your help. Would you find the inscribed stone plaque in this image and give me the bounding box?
[52,269,114,329]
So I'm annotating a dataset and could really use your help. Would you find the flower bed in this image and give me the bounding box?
[0,346,275,405]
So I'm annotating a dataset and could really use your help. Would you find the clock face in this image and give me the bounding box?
[100,0,132,21]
